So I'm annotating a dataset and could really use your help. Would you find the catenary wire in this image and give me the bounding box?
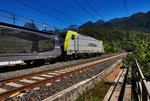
[123,0,129,45]
[73,0,98,21]
[33,0,83,24]
[84,0,105,21]
[13,0,72,25]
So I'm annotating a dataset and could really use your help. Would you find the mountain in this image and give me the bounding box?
[79,11,150,33]
[129,12,145,18]
[63,25,78,31]
[108,12,145,23]
[95,20,105,25]
[108,17,128,23]
[80,20,104,29]
[127,11,150,32]
[102,11,150,33]
[80,21,94,28]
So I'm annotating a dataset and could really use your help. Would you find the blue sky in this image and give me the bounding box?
[0,0,150,29]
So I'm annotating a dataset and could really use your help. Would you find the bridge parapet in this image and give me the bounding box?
[134,59,150,101]
[0,9,57,32]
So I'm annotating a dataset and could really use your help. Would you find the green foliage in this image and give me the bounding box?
[80,27,150,53]
[80,27,150,78]
[75,81,110,101]
[81,11,150,33]
[101,11,150,33]
[132,40,150,78]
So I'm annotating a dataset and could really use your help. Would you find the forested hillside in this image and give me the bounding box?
[79,27,150,78]
[80,11,150,33]
[102,11,150,33]
[63,10,150,79]
[80,27,150,52]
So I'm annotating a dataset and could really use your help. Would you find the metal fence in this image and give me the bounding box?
[135,59,150,101]
[0,9,57,32]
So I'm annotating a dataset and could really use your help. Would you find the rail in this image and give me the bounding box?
[0,53,125,100]
[135,59,150,101]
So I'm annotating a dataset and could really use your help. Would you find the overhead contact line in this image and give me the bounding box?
[73,0,98,21]
[84,0,105,21]
[14,0,72,25]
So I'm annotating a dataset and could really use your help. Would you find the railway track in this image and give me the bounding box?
[0,53,126,100]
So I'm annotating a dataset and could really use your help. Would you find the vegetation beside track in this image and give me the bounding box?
[80,27,150,79]
[80,27,150,53]
[75,64,121,101]
[76,79,109,101]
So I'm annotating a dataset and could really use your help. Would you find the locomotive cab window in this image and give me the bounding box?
[71,35,75,40]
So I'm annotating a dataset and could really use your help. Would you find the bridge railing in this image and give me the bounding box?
[0,9,57,32]
[135,59,150,101]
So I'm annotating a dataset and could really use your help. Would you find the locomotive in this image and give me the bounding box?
[59,30,104,57]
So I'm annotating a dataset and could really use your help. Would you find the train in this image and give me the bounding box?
[0,22,104,65]
[59,30,104,57]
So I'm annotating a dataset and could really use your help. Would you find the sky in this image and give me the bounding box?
[0,0,150,30]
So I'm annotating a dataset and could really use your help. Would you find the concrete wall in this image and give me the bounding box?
[43,59,122,101]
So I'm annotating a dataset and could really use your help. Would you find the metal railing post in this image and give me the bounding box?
[142,80,147,101]
[44,23,46,30]
[135,59,150,101]
[12,13,15,24]
[31,19,34,28]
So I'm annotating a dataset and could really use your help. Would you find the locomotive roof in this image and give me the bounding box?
[58,30,102,42]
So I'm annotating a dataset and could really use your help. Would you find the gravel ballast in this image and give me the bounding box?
[0,53,120,81]
[5,54,126,101]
